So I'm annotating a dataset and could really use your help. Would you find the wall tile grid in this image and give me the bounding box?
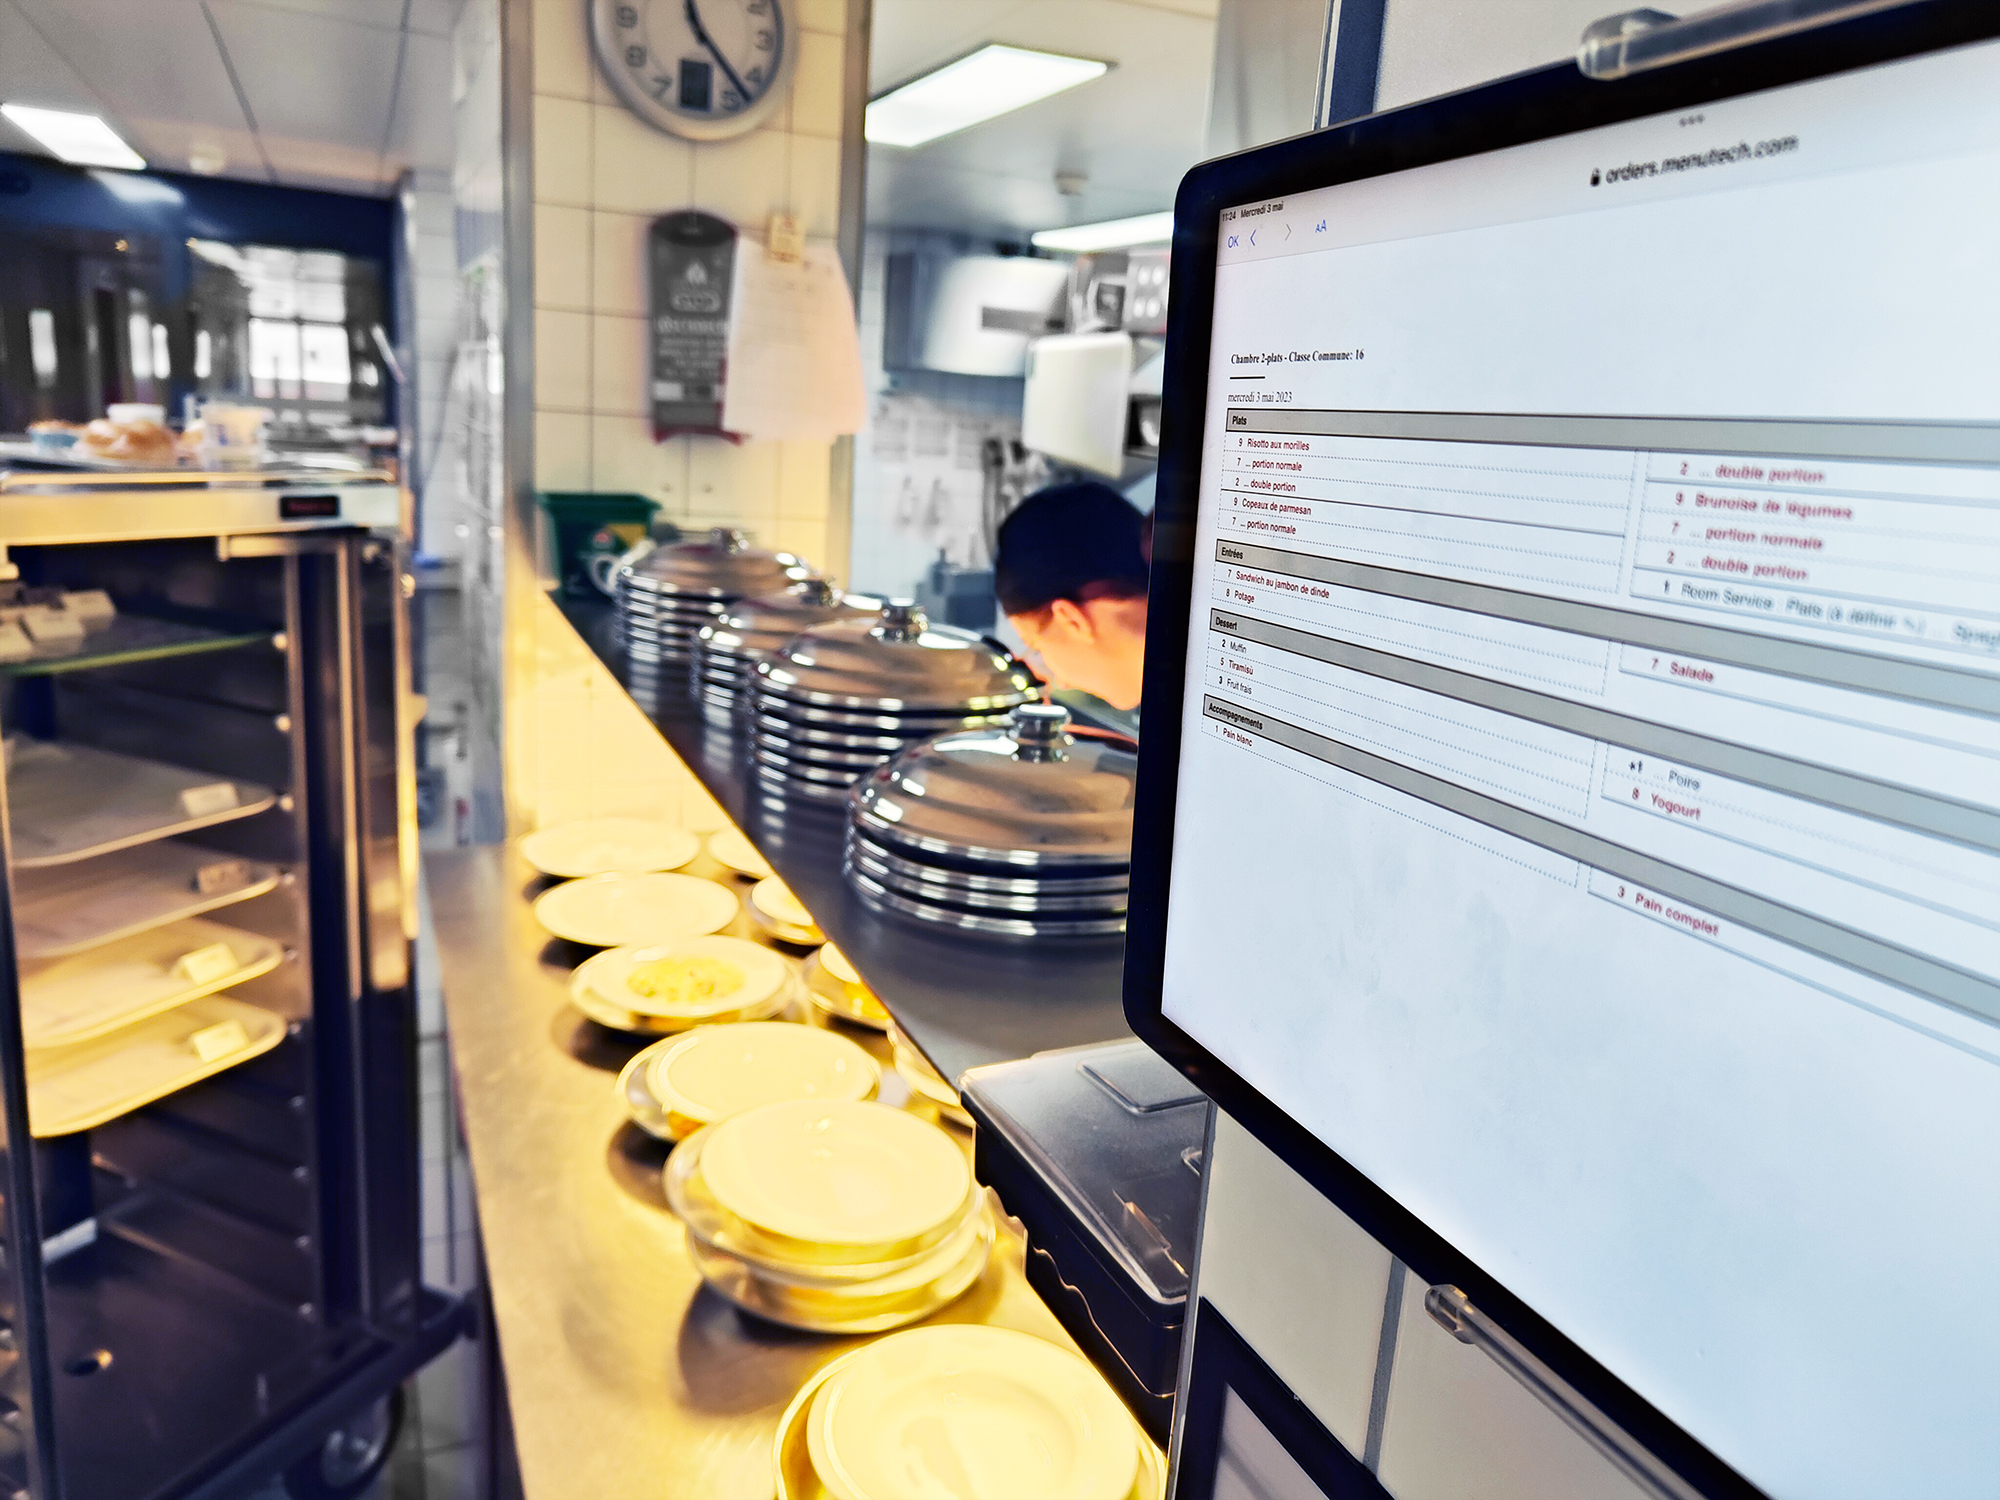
[847,227,1031,598]
[529,0,850,581]
[406,168,464,560]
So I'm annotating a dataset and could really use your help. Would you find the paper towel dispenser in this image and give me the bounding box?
[882,253,1069,377]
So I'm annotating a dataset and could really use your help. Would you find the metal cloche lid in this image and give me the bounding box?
[698,580,880,661]
[849,703,1137,869]
[621,527,811,597]
[755,601,1037,714]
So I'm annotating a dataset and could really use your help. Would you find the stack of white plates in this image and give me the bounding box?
[531,871,739,948]
[773,1325,1164,1500]
[706,825,774,880]
[664,1098,991,1333]
[521,818,701,878]
[748,875,824,946]
[569,935,793,1033]
[802,943,889,1031]
[618,1019,878,1140]
[887,1022,971,1128]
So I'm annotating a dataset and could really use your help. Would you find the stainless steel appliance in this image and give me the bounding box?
[960,1041,1207,1445]
[749,602,1035,806]
[0,466,457,1500]
[612,528,811,670]
[843,703,1134,937]
[688,580,876,728]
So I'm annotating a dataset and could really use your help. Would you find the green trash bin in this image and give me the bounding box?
[538,492,668,598]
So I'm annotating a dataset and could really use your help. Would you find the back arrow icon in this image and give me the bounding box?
[1249,229,1257,246]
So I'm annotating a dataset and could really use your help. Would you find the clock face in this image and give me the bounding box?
[591,0,794,142]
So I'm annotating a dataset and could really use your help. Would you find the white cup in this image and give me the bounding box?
[107,403,165,426]
[199,404,273,468]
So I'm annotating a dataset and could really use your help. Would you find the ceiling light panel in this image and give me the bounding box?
[866,44,1109,149]
[1031,212,1175,254]
[0,104,146,169]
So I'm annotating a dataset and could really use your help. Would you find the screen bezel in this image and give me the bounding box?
[1123,6,2000,1497]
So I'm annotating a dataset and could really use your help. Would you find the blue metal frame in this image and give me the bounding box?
[0,152,398,426]
[1321,0,1387,126]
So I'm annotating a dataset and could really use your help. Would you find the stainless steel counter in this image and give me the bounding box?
[426,843,1098,1500]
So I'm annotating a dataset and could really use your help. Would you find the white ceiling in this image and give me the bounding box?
[0,0,1219,221]
[0,0,457,196]
[867,0,1219,241]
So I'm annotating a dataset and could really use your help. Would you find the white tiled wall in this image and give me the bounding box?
[405,167,464,559]
[846,227,1033,598]
[528,0,853,578]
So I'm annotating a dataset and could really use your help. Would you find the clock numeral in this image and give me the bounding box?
[754,27,773,49]
[747,0,769,12]
[745,64,766,86]
[625,43,647,66]
[649,75,672,99]
[616,3,637,24]
[721,87,743,110]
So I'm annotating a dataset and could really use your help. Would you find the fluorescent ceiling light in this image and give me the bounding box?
[867,44,1109,148]
[1031,212,1175,254]
[1,104,144,169]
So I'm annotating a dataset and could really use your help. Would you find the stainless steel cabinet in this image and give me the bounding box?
[0,471,457,1500]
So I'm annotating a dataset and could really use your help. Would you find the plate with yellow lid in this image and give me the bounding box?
[617,1037,679,1137]
[686,1206,992,1333]
[803,944,890,1031]
[775,1352,864,1500]
[707,824,774,880]
[648,1020,878,1133]
[697,1099,970,1256]
[888,1022,971,1128]
[532,872,738,948]
[665,1123,976,1281]
[806,1324,1139,1500]
[748,876,825,945]
[521,817,700,878]
[774,1355,1163,1500]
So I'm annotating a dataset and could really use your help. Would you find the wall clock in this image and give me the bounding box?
[590,0,795,142]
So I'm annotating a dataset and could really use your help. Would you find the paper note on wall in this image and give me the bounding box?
[721,245,866,441]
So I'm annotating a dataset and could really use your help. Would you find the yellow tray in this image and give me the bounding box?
[13,842,280,960]
[20,917,283,1049]
[27,995,286,1137]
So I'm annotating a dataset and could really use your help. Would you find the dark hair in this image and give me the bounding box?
[993,481,1150,616]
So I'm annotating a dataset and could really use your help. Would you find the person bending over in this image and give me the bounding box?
[993,481,1150,713]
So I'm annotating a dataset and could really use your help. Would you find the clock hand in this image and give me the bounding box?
[682,0,753,102]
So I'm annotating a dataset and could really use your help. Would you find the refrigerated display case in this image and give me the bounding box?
[0,466,459,1500]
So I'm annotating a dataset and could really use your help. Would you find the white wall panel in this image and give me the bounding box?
[1193,1110,1391,1461]
[1376,0,1618,110]
[1376,1271,1656,1500]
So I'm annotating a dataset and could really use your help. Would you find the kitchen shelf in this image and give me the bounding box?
[6,740,279,868]
[12,842,281,960]
[18,917,284,1049]
[26,995,287,1137]
[0,615,271,678]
